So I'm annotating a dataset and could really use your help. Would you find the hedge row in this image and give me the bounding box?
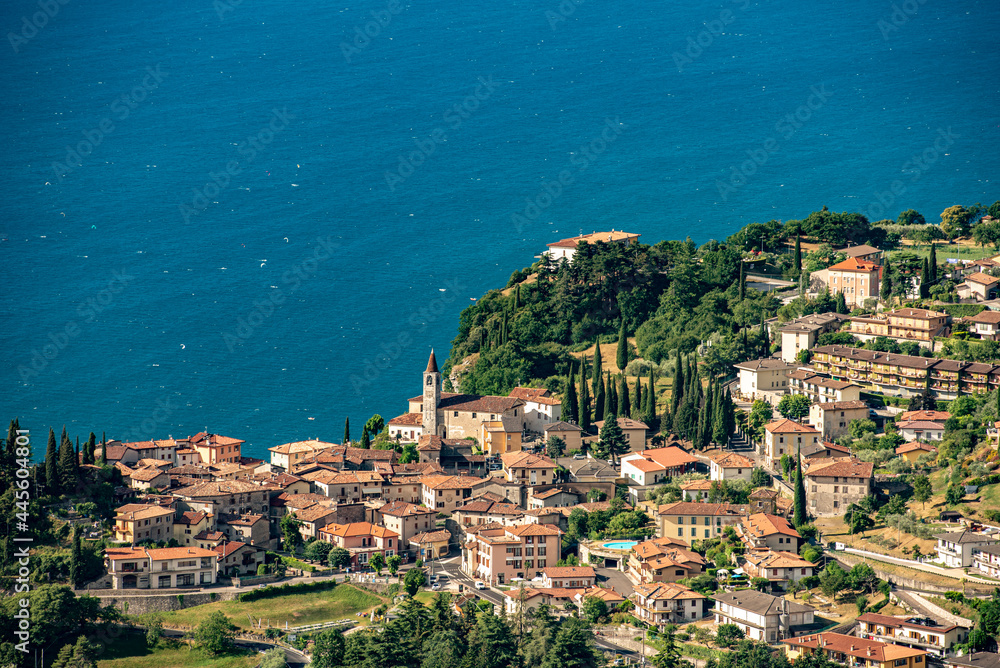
[965,473,1000,487]
[940,304,987,318]
[237,579,337,603]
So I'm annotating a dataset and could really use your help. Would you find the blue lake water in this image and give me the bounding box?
[1,0,997,459]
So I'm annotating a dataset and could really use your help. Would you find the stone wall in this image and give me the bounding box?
[98,590,241,615]
[832,552,995,595]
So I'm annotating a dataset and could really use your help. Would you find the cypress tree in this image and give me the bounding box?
[591,340,603,397]
[620,375,631,420]
[645,371,656,426]
[75,435,80,465]
[70,526,81,588]
[794,235,801,271]
[633,374,642,419]
[99,434,107,466]
[616,322,628,372]
[608,372,618,419]
[880,258,893,303]
[703,382,714,445]
[695,401,707,450]
[513,283,521,309]
[724,387,736,437]
[595,372,606,422]
[58,430,77,492]
[738,262,746,300]
[45,428,58,496]
[759,317,770,357]
[603,372,613,421]
[85,432,96,465]
[578,356,591,431]
[794,442,808,526]
[835,291,848,315]
[344,417,350,444]
[564,361,578,424]
[360,428,371,449]
[929,244,938,282]
[671,353,684,415]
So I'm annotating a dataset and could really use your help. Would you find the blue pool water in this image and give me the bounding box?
[602,541,639,551]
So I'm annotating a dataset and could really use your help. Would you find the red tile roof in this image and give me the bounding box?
[764,418,818,434]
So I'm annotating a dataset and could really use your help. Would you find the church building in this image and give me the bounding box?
[387,351,526,447]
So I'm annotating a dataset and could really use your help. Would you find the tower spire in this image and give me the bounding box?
[426,349,439,373]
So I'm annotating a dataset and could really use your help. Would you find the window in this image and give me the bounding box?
[705,529,710,538]
[678,529,683,537]
[704,517,710,526]
[472,413,477,418]
[677,517,683,525]
[454,411,458,417]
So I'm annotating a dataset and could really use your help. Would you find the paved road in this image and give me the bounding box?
[163,628,309,667]
[596,566,635,598]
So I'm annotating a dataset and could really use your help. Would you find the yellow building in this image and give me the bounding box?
[783,632,928,668]
[481,420,522,455]
[114,504,175,544]
[895,441,937,464]
[656,501,745,542]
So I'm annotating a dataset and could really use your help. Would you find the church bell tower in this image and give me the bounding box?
[423,349,441,436]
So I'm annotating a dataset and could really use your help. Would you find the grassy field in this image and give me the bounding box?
[97,636,258,668]
[893,241,998,261]
[925,596,980,622]
[145,583,384,631]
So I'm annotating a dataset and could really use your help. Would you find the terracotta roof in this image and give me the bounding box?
[542,566,595,578]
[896,420,948,430]
[681,480,715,490]
[221,513,266,526]
[420,474,488,490]
[268,439,339,455]
[658,501,745,517]
[321,522,397,540]
[388,413,424,426]
[970,310,1000,324]
[897,410,951,424]
[811,400,868,411]
[408,392,525,414]
[965,272,1000,286]
[631,446,699,469]
[741,513,801,539]
[457,500,524,516]
[426,350,438,373]
[409,530,451,544]
[707,451,755,468]
[627,459,665,473]
[764,418,818,434]
[175,510,208,526]
[782,632,927,661]
[129,466,168,482]
[175,480,263,496]
[194,530,225,542]
[294,505,338,523]
[379,501,436,518]
[895,442,937,455]
[107,546,218,560]
[632,581,705,601]
[505,523,561,537]
[839,244,881,257]
[544,421,583,432]
[749,488,778,499]
[828,257,880,272]
[734,358,795,371]
[547,230,640,248]
[573,501,613,512]
[805,458,874,479]
[744,549,816,569]
[214,541,249,559]
[115,504,173,521]
[594,417,649,431]
[187,432,245,448]
[579,586,625,603]
[532,487,572,500]
[509,387,561,405]
[103,445,127,461]
[501,451,558,469]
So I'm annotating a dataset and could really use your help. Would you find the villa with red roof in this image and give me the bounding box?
[782,632,927,668]
[763,419,820,470]
[827,257,881,307]
[621,447,699,487]
[317,522,399,567]
[543,230,640,262]
[896,441,938,463]
[737,513,803,552]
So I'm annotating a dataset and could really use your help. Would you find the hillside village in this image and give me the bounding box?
[6,216,1000,668]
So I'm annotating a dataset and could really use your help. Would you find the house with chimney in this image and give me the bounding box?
[712,589,817,642]
[782,632,928,668]
[857,612,970,656]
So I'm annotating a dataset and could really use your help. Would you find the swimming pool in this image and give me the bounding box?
[602,541,638,550]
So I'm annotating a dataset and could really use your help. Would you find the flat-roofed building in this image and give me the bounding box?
[105,546,218,589]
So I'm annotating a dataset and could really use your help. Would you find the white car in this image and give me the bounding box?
[573,454,584,460]
[475,581,486,590]
[431,583,441,590]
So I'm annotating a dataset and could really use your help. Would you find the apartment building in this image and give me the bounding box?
[114,504,175,544]
[627,536,706,584]
[657,501,746,541]
[778,312,852,363]
[735,358,795,399]
[463,522,562,585]
[783,633,928,668]
[105,546,218,589]
[787,371,861,404]
[188,432,244,465]
[827,258,880,308]
[317,522,398,568]
[712,590,816,642]
[804,458,874,517]
[972,543,1000,578]
[420,475,491,512]
[500,451,558,486]
[737,514,803,552]
[808,400,869,440]
[811,345,1000,400]
[741,549,817,589]
[762,419,820,470]
[933,530,998,568]
[378,501,438,554]
[268,439,339,471]
[631,582,707,629]
[848,308,950,348]
[857,613,969,656]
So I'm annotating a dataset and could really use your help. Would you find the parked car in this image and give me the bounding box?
[573,454,584,460]
[431,583,441,590]
[475,581,486,590]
